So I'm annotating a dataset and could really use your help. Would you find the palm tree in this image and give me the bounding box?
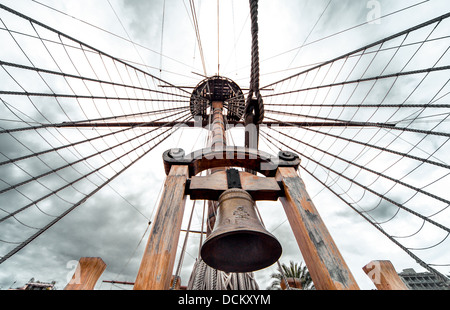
[268,261,314,290]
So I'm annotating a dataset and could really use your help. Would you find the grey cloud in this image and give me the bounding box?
[121,0,165,43]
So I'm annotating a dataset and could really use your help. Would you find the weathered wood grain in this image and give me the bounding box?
[276,167,359,290]
[363,260,409,290]
[133,165,188,290]
[64,257,106,290]
[189,171,281,201]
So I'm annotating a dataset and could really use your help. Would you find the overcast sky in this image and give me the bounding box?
[0,0,449,291]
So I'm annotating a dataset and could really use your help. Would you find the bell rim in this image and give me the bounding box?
[200,229,283,273]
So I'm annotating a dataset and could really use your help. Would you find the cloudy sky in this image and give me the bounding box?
[0,0,449,291]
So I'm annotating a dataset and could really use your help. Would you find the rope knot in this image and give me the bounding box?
[244,93,264,125]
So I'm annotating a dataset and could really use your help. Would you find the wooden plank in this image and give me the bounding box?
[240,171,281,199]
[163,146,300,177]
[133,165,188,290]
[363,260,409,290]
[276,167,359,290]
[64,257,106,290]
[189,171,281,201]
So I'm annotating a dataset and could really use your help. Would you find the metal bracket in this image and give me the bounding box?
[226,168,242,189]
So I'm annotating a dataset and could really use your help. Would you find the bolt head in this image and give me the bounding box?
[169,148,185,159]
[279,151,297,161]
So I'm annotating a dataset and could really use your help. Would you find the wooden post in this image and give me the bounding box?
[276,167,359,290]
[64,257,106,290]
[363,260,409,290]
[134,165,189,290]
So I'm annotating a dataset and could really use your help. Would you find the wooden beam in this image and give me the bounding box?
[276,167,359,290]
[363,260,409,290]
[163,147,300,177]
[189,170,282,201]
[64,257,106,290]
[133,165,189,290]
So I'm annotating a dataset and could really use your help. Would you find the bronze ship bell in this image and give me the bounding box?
[201,188,282,273]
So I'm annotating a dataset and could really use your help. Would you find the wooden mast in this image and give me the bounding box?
[206,101,226,235]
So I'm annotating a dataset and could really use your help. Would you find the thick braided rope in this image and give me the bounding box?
[245,0,264,124]
[187,259,260,290]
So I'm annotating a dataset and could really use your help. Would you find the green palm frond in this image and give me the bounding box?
[267,261,315,290]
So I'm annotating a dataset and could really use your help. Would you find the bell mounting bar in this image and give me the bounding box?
[162,147,300,177]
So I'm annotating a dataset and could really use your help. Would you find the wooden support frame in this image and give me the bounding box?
[64,257,106,290]
[158,140,360,289]
[134,165,189,290]
[276,167,359,290]
[189,170,282,201]
[363,260,409,290]
[163,147,300,177]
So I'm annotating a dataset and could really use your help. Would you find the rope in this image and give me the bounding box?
[160,0,166,77]
[260,130,450,286]
[244,0,264,125]
[0,3,191,95]
[0,60,190,99]
[263,129,450,234]
[0,115,190,224]
[0,124,181,265]
[187,259,259,290]
[189,0,208,76]
[171,200,196,290]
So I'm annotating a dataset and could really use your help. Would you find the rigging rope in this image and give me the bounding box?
[258,8,450,275]
[189,0,208,76]
[171,200,196,290]
[260,130,450,285]
[0,114,193,264]
[160,0,166,77]
[260,0,432,73]
[0,113,192,224]
[1,1,449,288]
[244,0,264,126]
[0,3,191,95]
[261,11,450,90]
[0,2,194,255]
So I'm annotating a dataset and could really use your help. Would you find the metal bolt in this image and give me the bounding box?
[169,148,185,159]
[279,151,296,161]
